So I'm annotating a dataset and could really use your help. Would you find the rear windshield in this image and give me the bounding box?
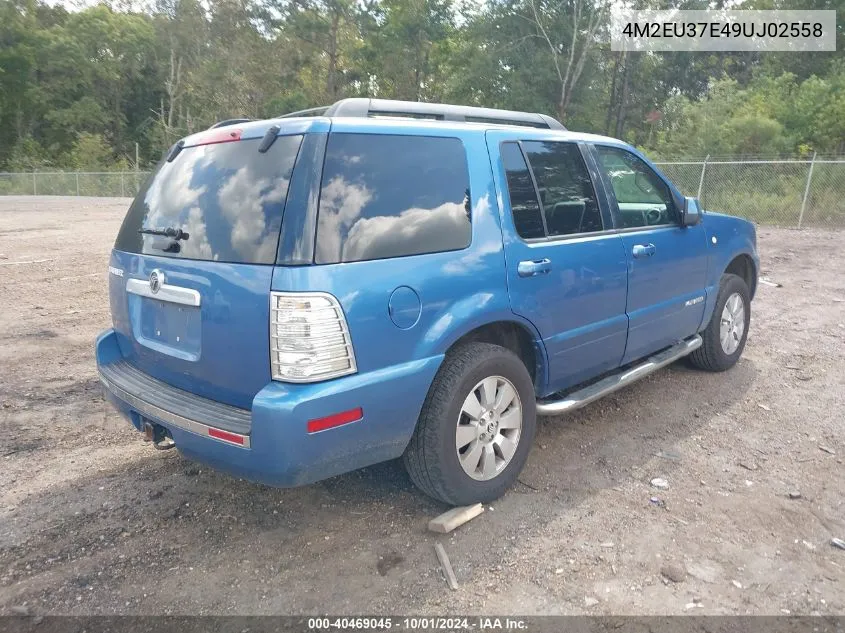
[115,135,303,265]
[315,133,471,264]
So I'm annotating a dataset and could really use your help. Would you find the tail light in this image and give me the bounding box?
[270,292,357,383]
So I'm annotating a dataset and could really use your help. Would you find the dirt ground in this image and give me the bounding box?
[0,196,843,617]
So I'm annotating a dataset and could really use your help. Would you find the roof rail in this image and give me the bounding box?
[277,106,331,119]
[277,98,565,130]
[208,118,252,129]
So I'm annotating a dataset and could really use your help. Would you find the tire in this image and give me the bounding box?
[688,273,751,372]
[403,342,536,505]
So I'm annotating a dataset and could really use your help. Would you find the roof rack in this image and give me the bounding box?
[277,106,331,119]
[208,118,252,129]
[277,98,565,130]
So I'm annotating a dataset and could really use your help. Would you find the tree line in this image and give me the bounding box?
[1,0,843,171]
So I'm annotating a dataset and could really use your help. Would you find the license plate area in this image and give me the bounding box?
[129,294,201,361]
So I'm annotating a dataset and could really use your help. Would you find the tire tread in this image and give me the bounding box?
[688,273,750,372]
[403,342,534,505]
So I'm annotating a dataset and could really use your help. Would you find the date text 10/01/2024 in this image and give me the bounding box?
[307,617,528,630]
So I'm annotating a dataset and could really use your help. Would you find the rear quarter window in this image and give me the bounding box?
[114,134,303,265]
[315,134,471,264]
[500,142,545,239]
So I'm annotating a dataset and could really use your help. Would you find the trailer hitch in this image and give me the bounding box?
[143,420,176,450]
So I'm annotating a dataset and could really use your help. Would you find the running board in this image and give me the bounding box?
[536,335,702,416]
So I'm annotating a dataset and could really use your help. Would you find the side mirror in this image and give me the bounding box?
[682,196,702,226]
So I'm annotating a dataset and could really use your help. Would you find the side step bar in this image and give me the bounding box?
[536,335,702,416]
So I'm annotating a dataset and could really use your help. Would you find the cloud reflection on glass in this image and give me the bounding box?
[315,134,472,264]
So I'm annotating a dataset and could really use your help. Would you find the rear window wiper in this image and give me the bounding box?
[138,227,190,240]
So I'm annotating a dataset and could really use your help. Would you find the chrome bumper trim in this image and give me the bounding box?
[99,371,251,449]
[536,335,703,416]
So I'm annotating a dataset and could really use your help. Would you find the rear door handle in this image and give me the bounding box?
[517,258,552,277]
[632,243,656,258]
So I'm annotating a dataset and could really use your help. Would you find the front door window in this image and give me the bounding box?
[594,145,678,228]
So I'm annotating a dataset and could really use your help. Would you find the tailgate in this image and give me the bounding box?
[107,130,304,409]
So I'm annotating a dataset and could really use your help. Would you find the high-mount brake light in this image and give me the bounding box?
[270,292,357,383]
[193,127,243,147]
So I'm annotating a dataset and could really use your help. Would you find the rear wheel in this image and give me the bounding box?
[689,273,751,372]
[403,342,536,505]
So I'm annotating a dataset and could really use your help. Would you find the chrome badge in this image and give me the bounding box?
[149,269,164,294]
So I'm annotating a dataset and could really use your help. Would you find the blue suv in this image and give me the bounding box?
[96,98,758,505]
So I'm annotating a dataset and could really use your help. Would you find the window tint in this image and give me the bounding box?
[501,142,545,239]
[315,134,471,264]
[522,141,603,236]
[595,145,678,228]
[115,135,302,264]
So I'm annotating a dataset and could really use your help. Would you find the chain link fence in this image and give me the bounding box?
[655,156,845,228]
[0,171,151,198]
[2,157,844,227]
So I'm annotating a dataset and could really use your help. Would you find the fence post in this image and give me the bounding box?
[76,172,80,196]
[696,154,709,201]
[121,173,125,197]
[798,152,816,229]
[33,171,37,195]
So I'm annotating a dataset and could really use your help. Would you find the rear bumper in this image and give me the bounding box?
[95,329,443,486]
[99,359,252,447]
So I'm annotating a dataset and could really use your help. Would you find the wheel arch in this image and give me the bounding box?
[724,253,758,299]
[444,320,548,395]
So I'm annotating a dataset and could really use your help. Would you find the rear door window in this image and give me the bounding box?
[315,134,471,264]
[114,135,303,264]
[521,141,603,236]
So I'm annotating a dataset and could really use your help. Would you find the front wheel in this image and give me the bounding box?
[688,273,751,372]
[403,342,536,505]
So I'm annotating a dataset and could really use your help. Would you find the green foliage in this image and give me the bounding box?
[7,136,49,171]
[64,133,119,170]
[651,70,845,157]
[0,0,843,171]
[359,0,456,100]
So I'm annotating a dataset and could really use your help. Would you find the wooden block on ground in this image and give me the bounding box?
[428,503,484,534]
[434,542,459,590]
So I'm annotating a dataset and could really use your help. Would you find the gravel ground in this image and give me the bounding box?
[0,196,843,616]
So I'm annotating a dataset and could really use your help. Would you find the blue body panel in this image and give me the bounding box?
[617,225,709,365]
[271,122,542,377]
[484,130,629,395]
[108,250,273,409]
[698,211,760,330]
[97,116,759,489]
